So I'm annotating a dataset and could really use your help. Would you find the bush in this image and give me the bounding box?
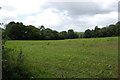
[2,40,32,79]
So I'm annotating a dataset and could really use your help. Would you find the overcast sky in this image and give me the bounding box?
[0,0,118,32]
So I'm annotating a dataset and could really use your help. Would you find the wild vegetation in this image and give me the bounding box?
[5,37,118,78]
[2,40,32,79]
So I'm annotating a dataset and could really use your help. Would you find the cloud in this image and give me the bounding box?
[0,0,46,15]
[42,2,117,17]
[0,0,118,32]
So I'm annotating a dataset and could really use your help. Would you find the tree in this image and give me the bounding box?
[67,29,75,39]
[94,26,100,37]
[107,24,116,37]
[44,28,54,40]
[79,32,84,38]
[39,25,45,40]
[24,25,40,40]
[100,27,108,37]
[5,21,24,40]
[84,29,92,38]
[59,31,67,39]
[5,21,41,40]
[52,30,59,40]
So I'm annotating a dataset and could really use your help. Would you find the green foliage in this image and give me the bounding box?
[4,21,120,40]
[1,28,10,40]
[94,26,100,37]
[43,28,59,40]
[5,22,24,40]
[23,25,40,40]
[39,25,45,40]
[84,21,120,38]
[2,41,32,79]
[59,31,67,39]
[5,22,40,40]
[75,32,84,38]
[67,29,79,39]
[4,21,79,40]
[84,29,92,38]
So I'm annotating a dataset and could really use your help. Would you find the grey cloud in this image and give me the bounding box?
[0,17,16,23]
[42,2,117,17]
[40,2,117,32]
[1,1,117,32]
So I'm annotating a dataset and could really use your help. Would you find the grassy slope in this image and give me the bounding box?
[6,37,118,78]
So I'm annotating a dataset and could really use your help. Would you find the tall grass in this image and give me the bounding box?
[5,37,118,78]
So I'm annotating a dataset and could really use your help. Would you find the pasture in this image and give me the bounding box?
[5,37,118,78]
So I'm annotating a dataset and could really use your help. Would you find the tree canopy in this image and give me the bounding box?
[83,21,120,38]
[3,21,79,40]
[2,21,120,40]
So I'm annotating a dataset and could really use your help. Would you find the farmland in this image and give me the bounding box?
[5,37,118,78]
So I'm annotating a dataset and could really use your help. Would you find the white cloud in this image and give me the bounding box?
[90,11,118,27]
[23,16,37,25]
[0,0,118,32]
[36,8,60,26]
[0,0,46,15]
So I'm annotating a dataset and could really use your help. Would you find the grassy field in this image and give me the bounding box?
[5,37,118,78]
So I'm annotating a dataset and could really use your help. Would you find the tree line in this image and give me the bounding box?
[83,21,120,38]
[2,21,79,40]
[1,21,120,40]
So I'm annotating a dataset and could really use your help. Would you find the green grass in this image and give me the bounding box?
[5,37,118,78]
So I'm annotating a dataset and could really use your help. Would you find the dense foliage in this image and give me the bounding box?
[2,39,32,79]
[2,21,120,40]
[83,22,120,38]
[3,21,79,40]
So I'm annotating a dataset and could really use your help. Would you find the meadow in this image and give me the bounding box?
[5,37,118,78]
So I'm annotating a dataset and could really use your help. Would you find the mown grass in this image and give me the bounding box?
[5,37,118,78]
